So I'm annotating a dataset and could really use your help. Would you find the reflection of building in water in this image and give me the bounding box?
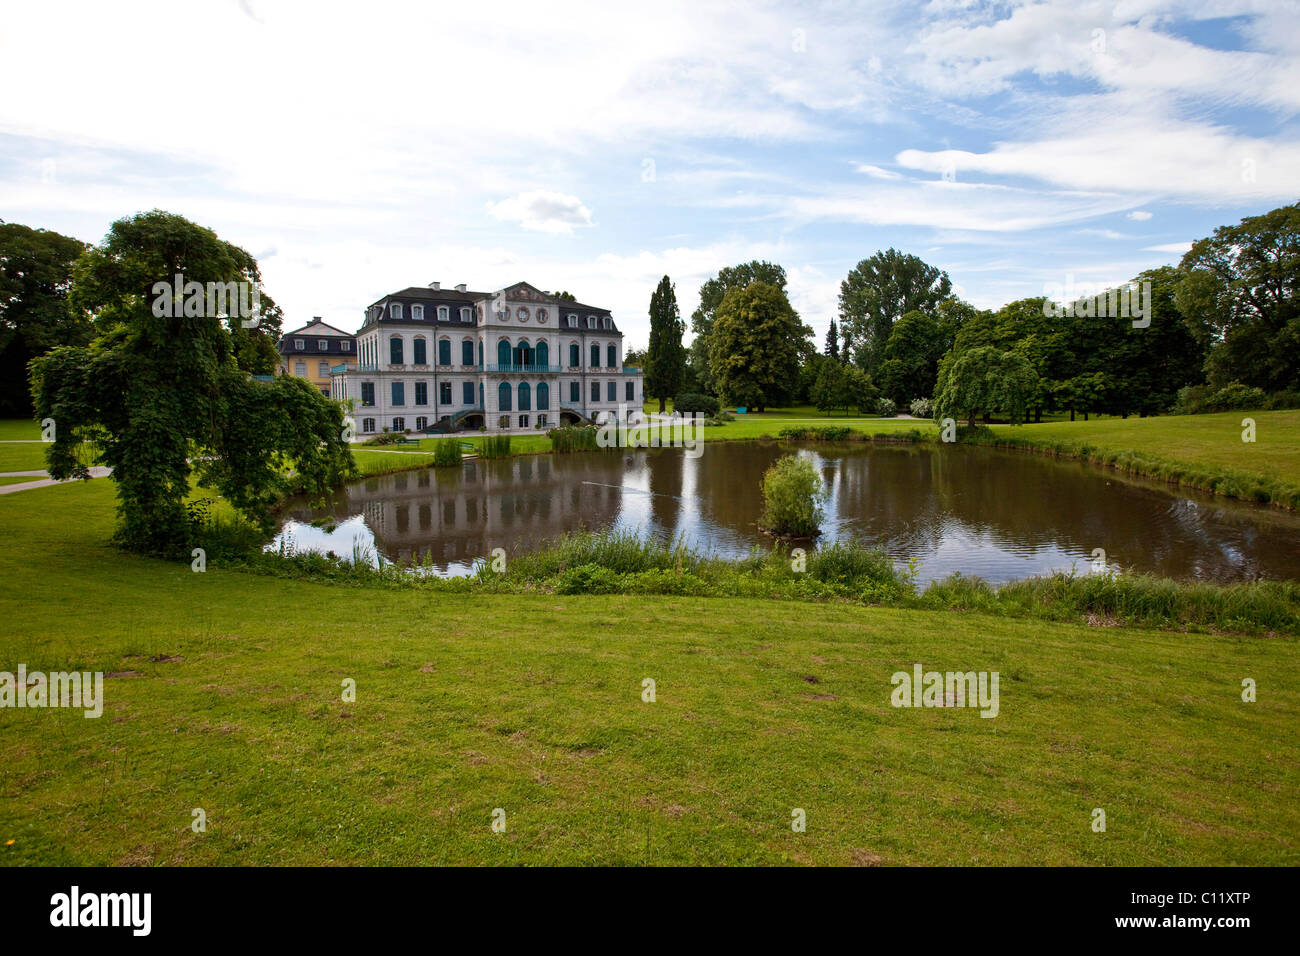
[312,456,632,567]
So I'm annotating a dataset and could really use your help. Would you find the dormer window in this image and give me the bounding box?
[460,307,471,322]
[438,306,449,321]
[567,314,577,327]
[318,339,329,350]
[602,317,610,330]
[341,341,351,351]
[294,339,304,350]
[586,316,595,329]
[412,305,424,321]
[390,303,403,319]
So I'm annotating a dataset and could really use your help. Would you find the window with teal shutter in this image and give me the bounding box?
[439,339,451,366]
[413,338,426,365]
[389,337,403,365]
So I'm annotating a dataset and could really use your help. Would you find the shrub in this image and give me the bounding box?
[479,435,512,459]
[1172,382,1269,414]
[1208,383,1268,411]
[431,439,463,468]
[547,425,600,453]
[909,397,934,419]
[1267,389,1300,410]
[813,426,852,441]
[876,397,897,417]
[363,432,405,446]
[760,454,825,537]
[674,392,721,416]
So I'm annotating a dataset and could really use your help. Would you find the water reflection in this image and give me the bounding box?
[273,443,1300,584]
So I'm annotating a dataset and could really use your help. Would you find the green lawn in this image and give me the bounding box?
[1,475,1296,865]
[992,410,1300,486]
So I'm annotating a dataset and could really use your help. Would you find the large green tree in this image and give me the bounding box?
[876,309,944,405]
[708,281,808,412]
[31,210,353,557]
[691,260,787,395]
[0,222,92,416]
[934,346,1038,427]
[1176,201,1300,391]
[645,275,685,412]
[811,356,877,415]
[838,249,951,372]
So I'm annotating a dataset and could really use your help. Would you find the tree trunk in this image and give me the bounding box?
[1070,409,1075,422]
[658,397,665,413]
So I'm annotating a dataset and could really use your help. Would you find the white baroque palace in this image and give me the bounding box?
[331,281,644,435]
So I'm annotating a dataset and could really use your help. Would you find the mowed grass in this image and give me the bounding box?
[1,478,1297,865]
[992,410,1300,486]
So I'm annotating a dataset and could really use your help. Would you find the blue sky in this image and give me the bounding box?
[2,0,1298,349]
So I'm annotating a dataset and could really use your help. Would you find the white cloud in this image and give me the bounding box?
[1143,241,1193,253]
[487,191,594,235]
[1126,210,1153,220]
[855,163,903,180]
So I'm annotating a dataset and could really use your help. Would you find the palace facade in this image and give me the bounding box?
[330,281,643,435]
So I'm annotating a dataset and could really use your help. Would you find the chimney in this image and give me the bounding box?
[456,283,467,293]
[429,281,440,290]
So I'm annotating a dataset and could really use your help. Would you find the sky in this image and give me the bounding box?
[2,0,1298,349]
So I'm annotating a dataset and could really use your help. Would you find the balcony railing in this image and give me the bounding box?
[486,363,563,374]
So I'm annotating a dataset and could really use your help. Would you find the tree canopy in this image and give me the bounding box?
[1176,202,1300,392]
[838,249,951,372]
[0,222,92,416]
[30,210,353,556]
[708,280,808,412]
[691,260,787,395]
[645,275,685,412]
[934,346,1039,427]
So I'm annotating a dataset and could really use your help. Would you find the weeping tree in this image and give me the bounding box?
[934,346,1038,427]
[30,210,354,557]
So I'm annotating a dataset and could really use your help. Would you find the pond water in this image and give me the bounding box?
[272,442,1300,585]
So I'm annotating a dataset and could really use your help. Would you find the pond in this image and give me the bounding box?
[272,442,1300,585]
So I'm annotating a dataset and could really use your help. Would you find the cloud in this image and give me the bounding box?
[1126,210,1153,220]
[1143,241,1193,253]
[487,191,594,234]
[894,103,1300,201]
[855,163,903,180]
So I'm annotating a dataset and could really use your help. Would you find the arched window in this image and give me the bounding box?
[497,339,511,369]
[498,381,512,412]
[413,337,426,365]
[438,339,451,366]
[518,381,531,411]
[569,343,579,367]
[590,342,600,368]
[536,382,550,410]
[461,339,474,366]
[513,340,533,370]
[389,337,403,365]
[535,340,549,369]
[607,344,616,367]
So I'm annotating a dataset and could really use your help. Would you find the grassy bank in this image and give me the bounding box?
[246,529,1300,635]
[985,410,1300,509]
[1,478,1297,865]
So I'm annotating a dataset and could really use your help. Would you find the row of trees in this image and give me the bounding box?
[639,201,1300,421]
